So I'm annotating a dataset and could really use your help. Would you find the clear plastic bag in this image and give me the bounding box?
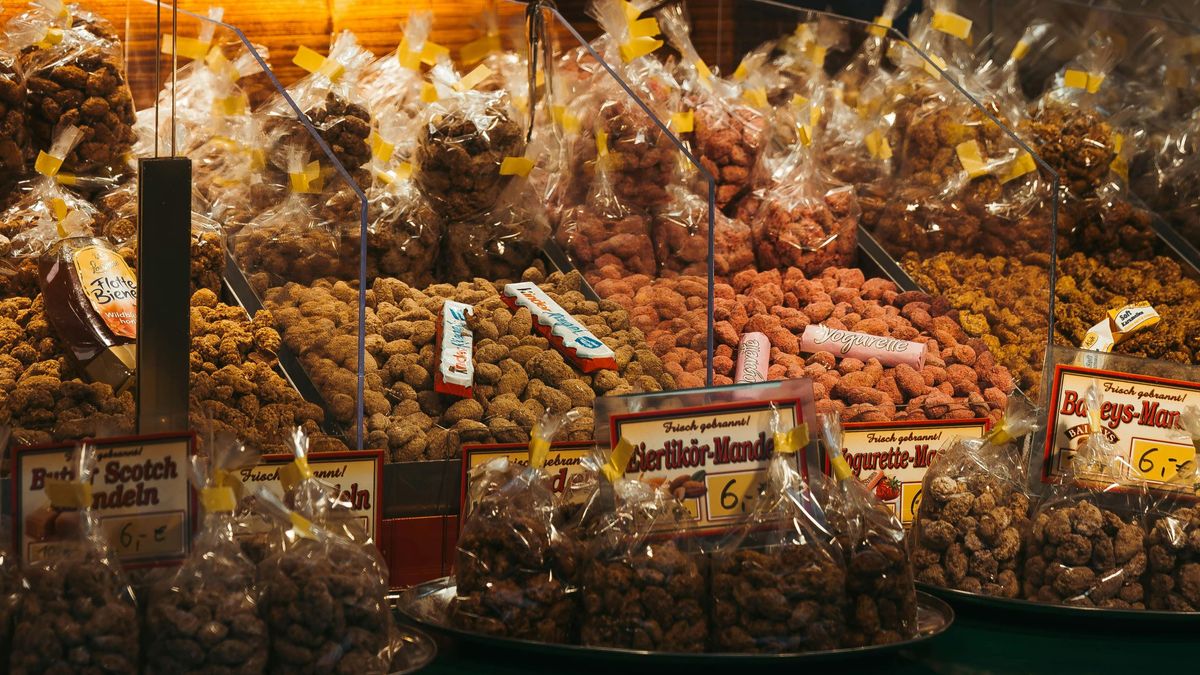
[9,441,140,674]
[710,417,845,653]
[0,125,100,259]
[1143,405,1200,611]
[910,399,1037,598]
[816,413,917,646]
[261,30,374,173]
[738,139,860,276]
[232,147,341,293]
[359,10,439,155]
[1024,386,1149,608]
[144,433,268,674]
[0,517,18,668]
[574,450,708,653]
[252,485,392,674]
[836,0,910,108]
[556,157,655,277]
[657,2,764,211]
[6,0,136,174]
[0,27,29,196]
[652,184,754,278]
[413,61,525,221]
[450,412,581,642]
[439,175,550,283]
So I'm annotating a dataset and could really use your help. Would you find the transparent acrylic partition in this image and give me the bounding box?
[294,0,718,475]
[597,0,1060,426]
[950,0,1200,388]
[123,1,369,454]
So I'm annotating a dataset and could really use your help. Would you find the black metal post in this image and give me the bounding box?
[136,157,192,433]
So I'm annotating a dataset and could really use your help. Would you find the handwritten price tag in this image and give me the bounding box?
[902,482,923,525]
[103,511,185,560]
[1130,438,1195,486]
[706,470,765,520]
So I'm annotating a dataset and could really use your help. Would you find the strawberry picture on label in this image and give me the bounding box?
[874,476,901,502]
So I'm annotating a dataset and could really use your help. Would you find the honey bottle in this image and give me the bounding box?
[38,234,137,393]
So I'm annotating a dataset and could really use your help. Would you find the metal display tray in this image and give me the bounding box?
[395,576,955,665]
[920,583,1200,625]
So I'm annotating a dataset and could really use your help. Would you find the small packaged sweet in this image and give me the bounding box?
[6,0,136,174]
[711,416,846,652]
[9,441,140,674]
[450,412,582,642]
[817,413,918,646]
[910,400,1037,598]
[144,434,268,674]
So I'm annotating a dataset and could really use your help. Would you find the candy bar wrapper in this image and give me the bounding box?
[8,0,136,174]
[910,399,1037,599]
[451,413,580,642]
[815,413,918,647]
[502,281,617,372]
[144,433,268,675]
[734,331,770,383]
[711,438,846,653]
[801,324,926,369]
[435,300,475,398]
[10,442,140,674]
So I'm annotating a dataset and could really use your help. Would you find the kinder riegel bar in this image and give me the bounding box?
[501,282,617,372]
[801,324,926,369]
[435,300,475,397]
[734,332,770,383]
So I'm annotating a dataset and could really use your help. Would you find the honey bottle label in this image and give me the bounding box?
[73,245,138,339]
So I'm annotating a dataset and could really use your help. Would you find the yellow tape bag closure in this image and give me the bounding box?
[602,438,636,483]
[294,45,345,82]
[773,423,809,457]
[955,141,988,179]
[931,11,972,41]
[44,478,93,509]
[278,456,315,492]
[869,16,893,38]
[1064,69,1105,94]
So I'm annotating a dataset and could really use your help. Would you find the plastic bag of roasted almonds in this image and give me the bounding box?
[413,60,525,222]
[0,13,29,198]
[656,1,764,212]
[1143,405,1200,611]
[0,517,19,667]
[6,0,136,174]
[253,485,391,674]
[816,412,917,646]
[144,433,267,674]
[1024,385,1150,609]
[575,462,709,651]
[710,417,846,653]
[9,441,139,674]
[450,412,581,642]
[910,399,1036,598]
[439,170,551,284]
[261,30,374,173]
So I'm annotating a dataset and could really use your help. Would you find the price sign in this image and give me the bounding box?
[837,419,988,526]
[1045,365,1200,495]
[1130,438,1195,486]
[243,450,384,539]
[597,379,818,535]
[706,470,767,520]
[13,433,196,567]
[901,482,923,525]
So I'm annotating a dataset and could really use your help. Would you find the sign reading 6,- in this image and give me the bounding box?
[1131,438,1196,486]
[706,470,765,520]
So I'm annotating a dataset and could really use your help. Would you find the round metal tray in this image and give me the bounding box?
[394,576,954,664]
[386,623,438,674]
[920,583,1200,625]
